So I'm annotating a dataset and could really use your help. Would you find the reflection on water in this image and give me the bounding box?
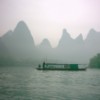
[0,66,100,100]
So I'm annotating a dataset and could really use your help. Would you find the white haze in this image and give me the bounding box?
[0,0,100,47]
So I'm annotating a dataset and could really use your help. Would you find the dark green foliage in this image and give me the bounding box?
[89,53,100,68]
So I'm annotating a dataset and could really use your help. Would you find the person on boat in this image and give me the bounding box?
[38,64,41,69]
[43,61,45,69]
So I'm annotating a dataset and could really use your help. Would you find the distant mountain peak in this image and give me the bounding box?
[86,28,98,40]
[42,38,50,42]
[14,21,29,32]
[63,29,67,33]
[62,29,71,38]
[2,30,13,39]
[17,20,27,27]
[3,30,13,35]
[57,29,73,47]
[85,28,100,43]
[75,34,84,44]
[60,29,72,40]
[89,28,96,33]
[76,34,83,41]
[13,20,34,43]
[40,38,52,48]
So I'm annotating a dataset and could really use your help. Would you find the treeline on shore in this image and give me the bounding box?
[89,53,100,68]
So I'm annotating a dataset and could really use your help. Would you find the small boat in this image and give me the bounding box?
[37,62,87,71]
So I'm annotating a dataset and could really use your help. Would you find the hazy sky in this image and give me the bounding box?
[0,0,100,47]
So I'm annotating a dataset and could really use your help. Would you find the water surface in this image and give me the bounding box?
[0,66,100,100]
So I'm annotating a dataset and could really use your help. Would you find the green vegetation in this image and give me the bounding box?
[89,53,100,68]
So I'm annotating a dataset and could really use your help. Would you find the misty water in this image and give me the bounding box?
[0,66,100,100]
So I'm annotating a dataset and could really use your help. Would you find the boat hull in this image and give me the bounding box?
[36,68,87,71]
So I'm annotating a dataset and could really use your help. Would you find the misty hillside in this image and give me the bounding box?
[0,21,100,66]
[1,21,37,65]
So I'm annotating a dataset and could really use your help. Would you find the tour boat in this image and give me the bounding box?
[37,62,87,71]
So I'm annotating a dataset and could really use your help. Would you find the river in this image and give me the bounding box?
[0,66,100,100]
